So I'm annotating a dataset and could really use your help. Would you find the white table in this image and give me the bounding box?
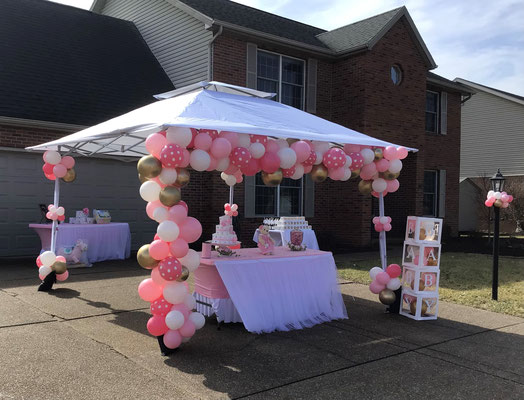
[253,228,319,250]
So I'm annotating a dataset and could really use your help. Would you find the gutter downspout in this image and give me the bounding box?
[208,25,223,80]
[461,93,473,105]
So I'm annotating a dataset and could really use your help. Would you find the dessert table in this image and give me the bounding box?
[193,247,347,333]
[29,223,131,263]
[253,228,319,250]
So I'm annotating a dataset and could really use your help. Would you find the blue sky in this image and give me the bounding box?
[52,0,524,96]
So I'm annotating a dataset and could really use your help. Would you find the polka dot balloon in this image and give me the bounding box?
[302,150,317,166]
[160,144,184,168]
[150,296,172,316]
[230,147,252,168]
[250,134,268,145]
[349,152,364,170]
[158,256,183,281]
[323,148,346,169]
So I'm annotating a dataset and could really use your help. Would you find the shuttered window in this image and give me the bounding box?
[254,173,303,217]
[425,91,439,133]
[423,170,438,216]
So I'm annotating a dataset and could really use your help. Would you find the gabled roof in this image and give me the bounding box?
[427,72,473,94]
[454,78,524,106]
[0,0,175,127]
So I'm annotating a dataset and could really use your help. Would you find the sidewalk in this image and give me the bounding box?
[1,259,523,399]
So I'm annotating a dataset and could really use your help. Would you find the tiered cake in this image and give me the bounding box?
[275,216,311,230]
[212,215,238,245]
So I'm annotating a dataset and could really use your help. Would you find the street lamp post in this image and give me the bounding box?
[490,169,505,301]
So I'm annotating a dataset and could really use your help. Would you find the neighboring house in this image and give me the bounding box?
[0,0,470,256]
[454,78,524,232]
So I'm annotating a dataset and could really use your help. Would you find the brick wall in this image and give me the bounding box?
[0,125,70,148]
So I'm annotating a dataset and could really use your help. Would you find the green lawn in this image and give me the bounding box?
[335,252,524,318]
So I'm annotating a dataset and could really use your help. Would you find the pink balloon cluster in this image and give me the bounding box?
[368,264,402,294]
[372,216,392,232]
[42,151,75,181]
[36,252,69,282]
[46,204,66,222]
[485,190,514,208]
[224,203,238,217]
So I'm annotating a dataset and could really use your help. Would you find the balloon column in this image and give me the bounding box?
[369,264,402,305]
[485,190,513,208]
[42,151,76,182]
[372,216,392,232]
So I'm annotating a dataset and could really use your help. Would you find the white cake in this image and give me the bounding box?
[212,215,238,245]
[275,216,311,230]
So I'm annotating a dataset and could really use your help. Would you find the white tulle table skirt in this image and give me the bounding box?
[194,292,242,323]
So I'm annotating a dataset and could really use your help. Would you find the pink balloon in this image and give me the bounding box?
[218,131,239,148]
[160,144,184,168]
[44,173,56,181]
[145,133,167,158]
[36,255,43,267]
[376,159,390,172]
[282,166,296,178]
[250,134,268,144]
[150,296,172,316]
[291,141,311,163]
[266,140,280,153]
[322,148,346,169]
[169,238,189,258]
[149,240,170,260]
[224,163,239,175]
[147,315,169,336]
[46,211,54,220]
[484,200,493,207]
[163,329,182,349]
[151,266,168,286]
[376,271,391,285]
[42,163,54,175]
[180,149,190,167]
[179,320,196,338]
[349,152,364,170]
[343,144,361,154]
[303,164,313,174]
[194,133,212,150]
[210,137,232,158]
[138,278,163,302]
[56,255,66,263]
[383,146,399,161]
[386,264,402,278]
[230,147,251,168]
[397,147,408,159]
[179,217,202,243]
[146,201,165,220]
[501,194,509,202]
[328,167,345,181]
[369,280,385,294]
[39,274,46,280]
[60,156,75,169]
[171,303,190,320]
[168,204,188,224]
[241,157,260,176]
[178,200,188,211]
[158,256,183,281]
[386,179,400,193]
[360,164,378,180]
[206,155,218,172]
[53,164,67,178]
[302,150,317,167]
[383,223,392,232]
[56,271,69,281]
[260,152,280,173]
[372,217,380,224]
[374,223,383,232]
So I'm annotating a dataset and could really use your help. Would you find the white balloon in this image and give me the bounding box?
[179,249,200,272]
[225,175,237,187]
[494,192,502,200]
[278,147,297,169]
[369,266,383,280]
[312,141,329,153]
[249,142,266,159]
[189,149,211,171]
[56,207,65,216]
[361,148,375,165]
[153,207,169,223]
[342,168,351,181]
[372,178,387,193]
[139,181,161,202]
[291,164,304,180]
[40,251,56,268]
[159,168,178,185]
[216,157,230,171]
[165,310,185,330]
[189,312,205,330]
[49,205,57,213]
[183,293,197,310]
[389,159,402,173]
[345,155,353,169]
[163,282,187,304]
[313,151,323,165]
[166,127,192,147]
[39,265,52,277]
[237,133,251,148]
[276,138,289,148]
[387,278,401,291]
[43,151,61,165]
[379,216,389,224]
[157,220,180,242]
[487,190,495,197]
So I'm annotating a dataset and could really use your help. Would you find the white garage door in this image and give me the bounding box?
[0,150,157,257]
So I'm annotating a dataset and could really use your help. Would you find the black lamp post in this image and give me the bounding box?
[490,169,505,301]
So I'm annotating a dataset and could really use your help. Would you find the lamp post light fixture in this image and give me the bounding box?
[490,169,505,301]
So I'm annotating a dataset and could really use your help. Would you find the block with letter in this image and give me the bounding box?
[400,292,439,321]
[401,266,440,293]
[405,216,443,244]
[402,242,441,268]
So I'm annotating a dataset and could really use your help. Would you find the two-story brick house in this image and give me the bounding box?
[0,0,469,256]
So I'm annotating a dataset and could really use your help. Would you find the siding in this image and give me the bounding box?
[460,91,524,178]
[100,0,211,88]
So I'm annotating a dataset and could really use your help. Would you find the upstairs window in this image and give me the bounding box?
[254,173,303,216]
[423,170,438,216]
[426,91,439,133]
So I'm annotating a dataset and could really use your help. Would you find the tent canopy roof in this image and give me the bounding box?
[27,81,417,158]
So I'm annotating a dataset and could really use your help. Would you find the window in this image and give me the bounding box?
[254,173,303,216]
[257,50,305,110]
[426,91,439,133]
[391,65,402,85]
[423,170,438,216]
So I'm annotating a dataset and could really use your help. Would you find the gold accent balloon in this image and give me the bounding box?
[380,171,399,181]
[350,168,361,179]
[310,165,328,183]
[159,186,181,207]
[137,155,162,178]
[261,169,283,187]
[137,244,158,269]
[61,168,76,183]
[358,179,373,195]
[374,148,384,161]
[379,289,396,305]
[410,301,428,315]
[138,173,149,183]
[410,278,425,291]
[52,261,67,275]
[494,199,503,208]
[286,138,299,146]
[174,168,190,188]
[177,267,190,282]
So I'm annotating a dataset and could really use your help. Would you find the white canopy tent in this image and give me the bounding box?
[27,81,416,157]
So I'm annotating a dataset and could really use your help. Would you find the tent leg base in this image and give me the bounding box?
[38,272,56,292]
[157,335,178,356]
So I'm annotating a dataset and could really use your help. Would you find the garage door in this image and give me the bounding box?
[0,150,157,257]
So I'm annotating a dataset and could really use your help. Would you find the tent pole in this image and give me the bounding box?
[276,184,280,217]
[50,177,60,253]
[229,185,233,205]
[378,193,387,270]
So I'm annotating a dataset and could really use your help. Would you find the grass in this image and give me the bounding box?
[335,252,524,318]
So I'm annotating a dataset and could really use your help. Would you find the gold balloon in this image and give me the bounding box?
[174,168,190,188]
[137,155,162,178]
[379,289,396,305]
[287,138,299,146]
[410,278,425,291]
[358,179,373,195]
[310,165,328,183]
[494,199,503,208]
[137,244,158,269]
[61,168,76,183]
[410,301,428,315]
[374,148,383,161]
[350,168,361,179]
[138,173,149,183]
[159,186,181,207]
[52,261,67,274]
[380,171,399,181]
[176,267,190,282]
[261,170,283,187]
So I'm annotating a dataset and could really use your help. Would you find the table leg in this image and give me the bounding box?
[38,271,56,292]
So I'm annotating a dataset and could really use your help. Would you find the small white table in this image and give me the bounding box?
[253,228,319,250]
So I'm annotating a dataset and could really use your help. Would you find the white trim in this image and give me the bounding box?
[166,0,215,27]
[0,116,86,132]
[454,78,524,107]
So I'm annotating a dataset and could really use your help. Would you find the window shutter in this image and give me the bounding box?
[304,175,315,217]
[440,91,447,135]
[438,170,446,217]
[244,175,256,218]
[306,58,317,114]
[246,43,258,89]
